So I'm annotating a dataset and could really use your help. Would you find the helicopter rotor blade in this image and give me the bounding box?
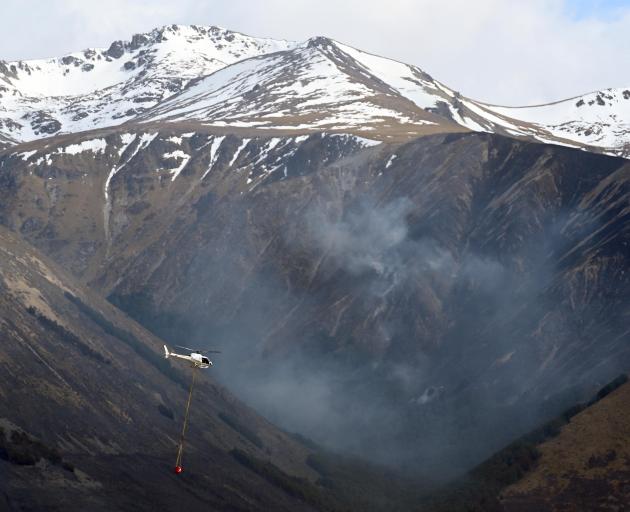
[175,345,222,354]
[175,345,198,352]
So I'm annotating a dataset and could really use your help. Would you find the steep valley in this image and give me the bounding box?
[1,22,630,511]
[0,225,334,511]
[1,128,629,483]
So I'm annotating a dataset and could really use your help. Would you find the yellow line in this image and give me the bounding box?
[175,366,197,468]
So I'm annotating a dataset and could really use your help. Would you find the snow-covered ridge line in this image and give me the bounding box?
[1,24,629,158]
[3,24,296,97]
[478,88,625,110]
[0,24,296,143]
[135,36,447,140]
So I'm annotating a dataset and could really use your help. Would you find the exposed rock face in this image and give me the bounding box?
[1,129,629,479]
[106,41,125,59]
[25,111,62,135]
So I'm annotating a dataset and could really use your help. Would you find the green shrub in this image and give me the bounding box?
[26,306,110,364]
[590,374,628,405]
[230,449,331,509]
[158,404,174,420]
[0,429,65,467]
[64,292,187,388]
[61,461,75,473]
[306,451,423,512]
[218,413,264,449]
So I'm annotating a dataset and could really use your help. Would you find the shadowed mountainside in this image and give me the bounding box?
[1,129,629,483]
[0,225,379,511]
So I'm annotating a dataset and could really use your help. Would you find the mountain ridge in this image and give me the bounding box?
[1,24,630,157]
[2,22,630,511]
[0,24,295,141]
[2,125,629,480]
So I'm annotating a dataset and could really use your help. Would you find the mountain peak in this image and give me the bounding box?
[0,25,296,141]
[133,24,235,45]
[98,23,289,61]
[306,36,337,49]
[1,25,630,157]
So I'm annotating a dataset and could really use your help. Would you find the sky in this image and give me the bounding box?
[1,0,630,104]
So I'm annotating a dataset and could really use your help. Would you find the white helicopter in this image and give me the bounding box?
[163,345,220,369]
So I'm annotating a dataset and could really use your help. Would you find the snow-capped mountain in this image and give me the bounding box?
[0,25,294,142]
[139,37,630,156]
[138,37,461,139]
[1,24,630,158]
[490,88,630,154]
[3,26,630,509]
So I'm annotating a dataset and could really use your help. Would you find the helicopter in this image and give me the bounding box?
[163,345,221,369]
[164,344,222,475]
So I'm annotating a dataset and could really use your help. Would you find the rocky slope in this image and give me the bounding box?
[501,377,630,511]
[2,23,630,509]
[1,127,629,481]
[0,224,350,511]
[0,129,377,281]
[416,375,629,511]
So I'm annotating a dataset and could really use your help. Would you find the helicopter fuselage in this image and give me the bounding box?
[164,345,212,368]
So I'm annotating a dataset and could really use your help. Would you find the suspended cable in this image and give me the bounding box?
[174,366,197,474]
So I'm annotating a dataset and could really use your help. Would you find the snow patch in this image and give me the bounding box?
[18,150,37,161]
[201,136,226,179]
[163,150,191,181]
[228,139,249,167]
[60,138,107,155]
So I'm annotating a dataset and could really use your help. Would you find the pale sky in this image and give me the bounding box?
[2,0,630,104]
